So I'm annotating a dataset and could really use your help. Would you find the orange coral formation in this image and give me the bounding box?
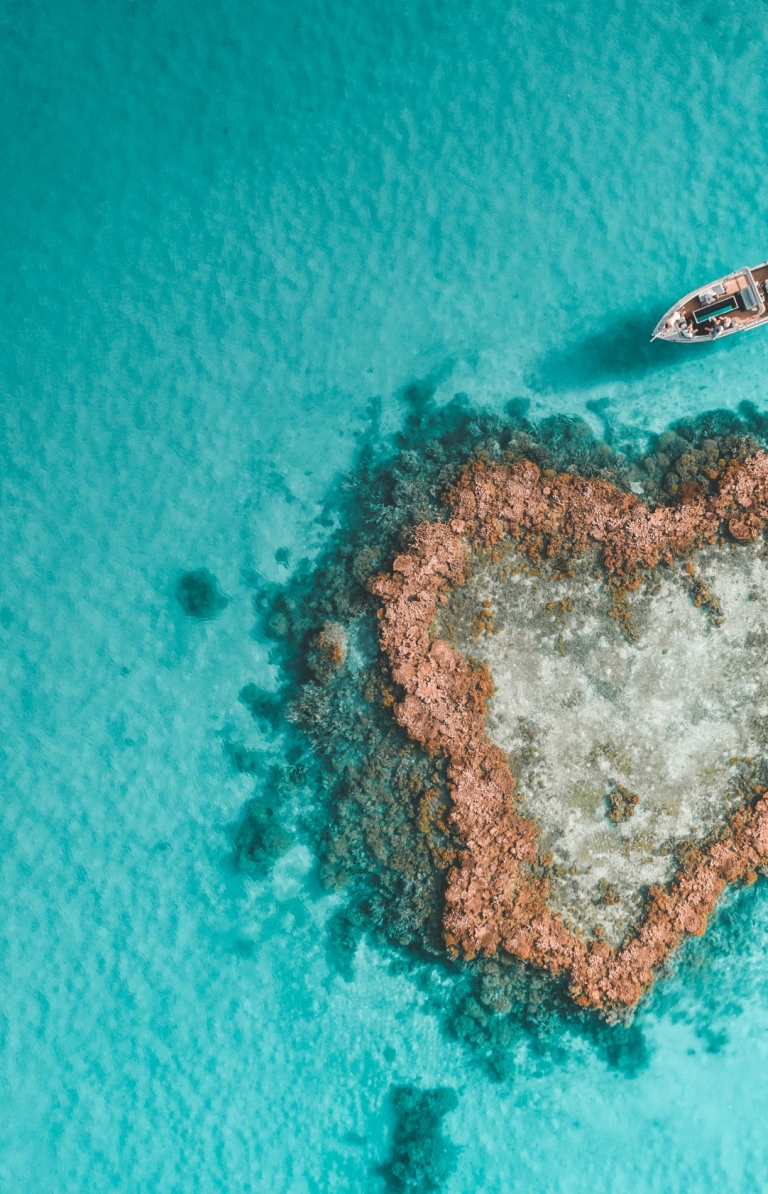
[370,453,768,1009]
[308,620,348,683]
[606,784,640,825]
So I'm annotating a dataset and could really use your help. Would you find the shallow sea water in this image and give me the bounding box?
[3,0,768,1189]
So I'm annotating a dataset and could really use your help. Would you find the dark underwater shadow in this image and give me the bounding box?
[529,307,748,392]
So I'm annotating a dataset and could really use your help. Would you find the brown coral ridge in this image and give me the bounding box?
[370,453,768,1009]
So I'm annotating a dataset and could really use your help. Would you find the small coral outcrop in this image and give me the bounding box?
[308,621,348,684]
[606,785,640,825]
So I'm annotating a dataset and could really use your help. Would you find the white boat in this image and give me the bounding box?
[651,262,768,342]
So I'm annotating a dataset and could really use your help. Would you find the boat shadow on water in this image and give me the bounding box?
[530,307,748,392]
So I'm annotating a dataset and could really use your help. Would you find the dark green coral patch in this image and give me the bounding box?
[233,796,292,876]
[226,761,296,876]
[378,1086,459,1194]
[176,568,229,620]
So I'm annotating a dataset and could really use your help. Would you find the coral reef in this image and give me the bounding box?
[371,453,768,1009]
[243,392,768,1053]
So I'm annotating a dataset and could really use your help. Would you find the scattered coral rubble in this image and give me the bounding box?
[371,453,768,1008]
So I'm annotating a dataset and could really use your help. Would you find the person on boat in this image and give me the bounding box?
[669,312,688,337]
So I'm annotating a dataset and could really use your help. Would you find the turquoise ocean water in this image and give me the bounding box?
[3,0,768,1188]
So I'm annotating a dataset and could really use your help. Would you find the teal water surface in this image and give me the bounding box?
[3,0,768,1189]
